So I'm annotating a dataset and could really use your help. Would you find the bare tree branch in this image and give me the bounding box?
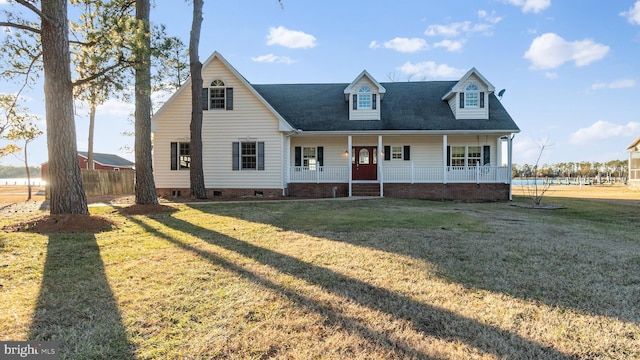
[0,21,40,34]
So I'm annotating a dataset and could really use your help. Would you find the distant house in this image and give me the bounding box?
[628,137,640,190]
[41,151,134,180]
[151,51,520,201]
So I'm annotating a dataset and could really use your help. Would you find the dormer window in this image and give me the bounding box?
[358,86,372,109]
[459,83,485,109]
[464,84,479,108]
[203,79,234,110]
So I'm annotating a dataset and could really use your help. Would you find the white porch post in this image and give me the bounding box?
[348,135,352,197]
[378,135,383,197]
[508,134,514,200]
[443,135,448,184]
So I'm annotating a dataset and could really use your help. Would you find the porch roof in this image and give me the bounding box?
[252,81,520,133]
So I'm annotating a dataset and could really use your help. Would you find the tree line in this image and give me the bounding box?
[513,159,629,180]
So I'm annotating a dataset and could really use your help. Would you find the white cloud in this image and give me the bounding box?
[425,21,470,37]
[478,10,503,24]
[266,26,317,49]
[425,20,495,39]
[621,1,640,25]
[506,0,551,14]
[569,120,640,144]
[523,33,609,70]
[590,79,636,90]
[369,37,428,53]
[398,61,466,79]
[434,39,465,52]
[251,53,295,64]
[544,72,558,79]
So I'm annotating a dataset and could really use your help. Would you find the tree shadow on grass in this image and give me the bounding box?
[28,234,136,359]
[189,200,640,326]
[128,213,573,359]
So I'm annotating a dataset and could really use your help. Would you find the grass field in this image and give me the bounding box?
[1,187,639,359]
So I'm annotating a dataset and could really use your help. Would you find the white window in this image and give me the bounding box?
[391,146,403,160]
[450,145,486,167]
[241,142,257,170]
[210,79,226,109]
[357,86,372,109]
[451,146,466,167]
[303,147,317,170]
[468,146,482,166]
[464,84,479,108]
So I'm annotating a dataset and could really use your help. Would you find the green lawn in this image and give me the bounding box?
[1,197,639,359]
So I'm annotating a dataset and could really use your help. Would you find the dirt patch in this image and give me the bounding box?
[2,214,117,234]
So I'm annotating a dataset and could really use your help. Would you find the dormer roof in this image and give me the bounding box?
[343,70,386,99]
[441,67,495,101]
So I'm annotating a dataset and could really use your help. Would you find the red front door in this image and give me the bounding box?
[352,146,377,180]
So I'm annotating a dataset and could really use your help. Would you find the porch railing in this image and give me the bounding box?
[289,166,349,183]
[289,164,511,183]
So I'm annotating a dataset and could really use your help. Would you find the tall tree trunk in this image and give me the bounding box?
[134,0,158,205]
[24,141,31,201]
[88,102,95,169]
[189,0,206,199]
[41,0,88,214]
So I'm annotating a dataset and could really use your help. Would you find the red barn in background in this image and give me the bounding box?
[41,151,134,180]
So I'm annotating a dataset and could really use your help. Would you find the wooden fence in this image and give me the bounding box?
[81,170,135,196]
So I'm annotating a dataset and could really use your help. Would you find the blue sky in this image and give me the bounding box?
[1,0,640,168]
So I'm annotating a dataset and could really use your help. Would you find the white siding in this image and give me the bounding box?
[456,74,489,120]
[347,78,381,121]
[153,57,284,189]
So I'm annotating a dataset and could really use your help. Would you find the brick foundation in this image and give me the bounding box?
[383,183,510,201]
[156,187,284,200]
[157,183,510,201]
[286,183,349,198]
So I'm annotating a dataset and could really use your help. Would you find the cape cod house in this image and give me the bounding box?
[152,52,520,201]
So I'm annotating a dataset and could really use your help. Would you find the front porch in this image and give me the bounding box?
[285,134,514,200]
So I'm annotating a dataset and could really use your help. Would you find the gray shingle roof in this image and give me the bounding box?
[252,81,519,133]
[78,151,134,167]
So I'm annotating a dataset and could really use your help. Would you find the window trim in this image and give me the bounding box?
[232,141,265,171]
[170,141,191,170]
[357,86,372,109]
[464,84,479,108]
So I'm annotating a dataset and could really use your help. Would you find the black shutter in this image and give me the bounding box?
[294,147,302,167]
[170,142,178,170]
[459,93,464,108]
[201,88,209,110]
[352,94,357,110]
[446,146,451,166]
[317,146,324,166]
[257,142,264,170]
[483,145,490,165]
[372,94,377,110]
[232,142,239,170]
[480,91,485,108]
[226,87,233,110]
[403,146,410,161]
[384,146,390,161]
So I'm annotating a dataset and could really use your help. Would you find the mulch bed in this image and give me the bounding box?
[3,214,118,234]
